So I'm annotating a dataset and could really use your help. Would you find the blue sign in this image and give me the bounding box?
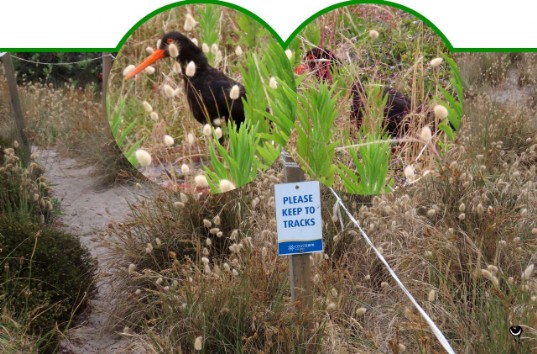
[274,181,323,256]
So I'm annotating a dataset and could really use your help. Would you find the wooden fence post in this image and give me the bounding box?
[281,150,313,309]
[102,53,112,115]
[2,53,30,165]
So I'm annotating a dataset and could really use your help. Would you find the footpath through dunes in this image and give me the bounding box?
[38,149,147,353]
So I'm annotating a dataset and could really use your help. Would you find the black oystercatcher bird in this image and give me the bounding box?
[294,47,340,83]
[296,47,412,137]
[125,31,246,128]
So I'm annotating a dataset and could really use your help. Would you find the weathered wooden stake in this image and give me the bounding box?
[2,53,30,165]
[102,53,112,114]
[281,150,313,309]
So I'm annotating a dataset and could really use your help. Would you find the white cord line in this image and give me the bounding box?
[329,187,456,354]
[10,53,115,66]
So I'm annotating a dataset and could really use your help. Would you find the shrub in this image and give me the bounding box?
[0,216,96,338]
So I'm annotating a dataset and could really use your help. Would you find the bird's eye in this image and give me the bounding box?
[166,38,174,44]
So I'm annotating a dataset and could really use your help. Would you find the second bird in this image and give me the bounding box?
[125,31,247,128]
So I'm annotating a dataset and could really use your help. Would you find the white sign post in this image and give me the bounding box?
[275,181,323,256]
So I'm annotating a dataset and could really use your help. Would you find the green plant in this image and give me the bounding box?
[436,55,463,142]
[0,216,96,346]
[295,82,339,186]
[197,5,222,65]
[107,96,144,167]
[204,121,260,192]
[338,134,393,195]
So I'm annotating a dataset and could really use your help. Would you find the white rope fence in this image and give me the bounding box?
[9,53,115,66]
[329,187,456,354]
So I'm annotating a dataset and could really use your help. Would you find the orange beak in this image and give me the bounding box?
[124,49,166,80]
[294,63,308,75]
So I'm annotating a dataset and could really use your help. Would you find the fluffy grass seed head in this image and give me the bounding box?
[269,76,278,89]
[123,65,135,77]
[481,269,500,286]
[215,50,223,65]
[219,179,236,192]
[202,43,210,54]
[181,164,190,174]
[203,124,212,137]
[433,104,449,119]
[213,215,221,225]
[187,132,195,145]
[420,126,432,142]
[203,219,212,228]
[285,49,293,60]
[230,85,240,100]
[210,43,219,55]
[142,101,153,112]
[326,302,337,312]
[369,29,379,40]
[487,265,499,273]
[235,45,243,56]
[195,175,209,188]
[215,127,223,139]
[135,149,152,167]
[428,289,437,301]
[168,43,179,58]
[194,335,203,351]
[404,165,415,181]
[150,112,159,121]
[164,135,174,146]
[186,61,196,77]
[144,66,155,74]
[128,263,136,274]
[184,14,197,31]
[430,57,443,68]
[163,84,175,98]
[356,307,367,316]
[522,264,534,280]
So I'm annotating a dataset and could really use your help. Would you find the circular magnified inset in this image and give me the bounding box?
[108,4,296,194]
[288,4,462,195]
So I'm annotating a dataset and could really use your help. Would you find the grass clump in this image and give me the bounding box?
[103,51,537,352]
[0,144,52,224]
[0,216,96,351]
[104,170,336,352]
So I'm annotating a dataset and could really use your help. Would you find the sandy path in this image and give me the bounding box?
[39,149,146,353]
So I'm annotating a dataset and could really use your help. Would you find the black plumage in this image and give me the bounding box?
[350,80,412,137]
[299,47,412,137]
[126,31,246,127]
